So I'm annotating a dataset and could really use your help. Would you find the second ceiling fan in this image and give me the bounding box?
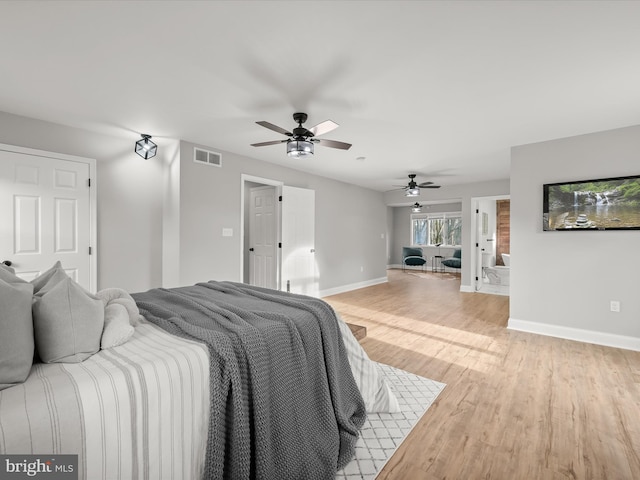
[395,174,441,196]
[251,112,352,158]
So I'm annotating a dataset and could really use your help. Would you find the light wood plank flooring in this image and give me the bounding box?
[324,269,640,480]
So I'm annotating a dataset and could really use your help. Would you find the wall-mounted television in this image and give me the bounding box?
[543,174,640,231]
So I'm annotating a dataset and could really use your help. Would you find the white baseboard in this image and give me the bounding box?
[320,276,388,298]
[459,285,474,293]
[508,318,640,352]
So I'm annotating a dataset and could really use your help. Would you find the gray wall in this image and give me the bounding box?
[0,110,388,294]
[0,111,167,292]
[176,141,389,292]
[510,124,640,343]
[389,202,463,265]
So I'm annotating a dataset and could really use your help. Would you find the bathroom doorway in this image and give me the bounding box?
[473,195,510,295]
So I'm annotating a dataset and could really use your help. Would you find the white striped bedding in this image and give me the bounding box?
[0,314,397,480]
[0,322,210,480]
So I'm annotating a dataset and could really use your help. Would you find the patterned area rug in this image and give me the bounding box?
[337,364,446,479]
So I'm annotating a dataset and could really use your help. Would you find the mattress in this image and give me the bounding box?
[0,322,210,480]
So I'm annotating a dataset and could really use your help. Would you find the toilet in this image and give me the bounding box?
[483,253,510,285]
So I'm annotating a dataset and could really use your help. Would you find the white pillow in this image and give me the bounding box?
[95,288,140,348]
[337,315,400,413]
[101,303,135,349]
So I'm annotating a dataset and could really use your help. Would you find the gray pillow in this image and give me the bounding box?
[0,264,26,284]
[0,279,35,390]
[0,262,16,275]
[31,260,66,295]
[33,276,104,363]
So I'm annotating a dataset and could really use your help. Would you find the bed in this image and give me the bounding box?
[0,322,210,479]
[0,262,397,479]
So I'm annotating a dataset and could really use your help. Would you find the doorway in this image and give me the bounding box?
[241,175,282,289]
[471,195,510,296]
[240,175,318,295]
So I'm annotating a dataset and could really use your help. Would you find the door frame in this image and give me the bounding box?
[0,142,97,292]
[470,194,509,293]
[240,174,283,287]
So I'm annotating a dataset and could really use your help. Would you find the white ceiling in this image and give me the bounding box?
[2,1,640,192]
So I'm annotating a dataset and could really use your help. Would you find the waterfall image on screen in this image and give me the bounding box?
[543,175,640,231]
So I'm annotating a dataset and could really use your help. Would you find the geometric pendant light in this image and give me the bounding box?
[135,134,157,159]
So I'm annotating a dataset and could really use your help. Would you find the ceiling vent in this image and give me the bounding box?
[194,147,222,167]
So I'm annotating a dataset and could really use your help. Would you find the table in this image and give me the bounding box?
[432,255,444,273]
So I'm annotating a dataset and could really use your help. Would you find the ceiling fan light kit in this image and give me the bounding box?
[412,202,422,212]
[252,112,351,158]
[287,139,314,158]
[397,173,441,195]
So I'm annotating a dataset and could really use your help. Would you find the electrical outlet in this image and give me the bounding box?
[610,300,620,313]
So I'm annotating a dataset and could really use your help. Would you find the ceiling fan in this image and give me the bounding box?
[393,174,441,197]
[251,112,352,158]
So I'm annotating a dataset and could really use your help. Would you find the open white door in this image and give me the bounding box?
[249,186,278,289]
[475,204,483,291]
[281,186,317,296]
[0,145,96,291]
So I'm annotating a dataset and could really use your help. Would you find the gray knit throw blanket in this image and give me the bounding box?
[132,281,366,480]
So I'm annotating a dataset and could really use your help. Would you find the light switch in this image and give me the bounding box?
[222,228,233,237]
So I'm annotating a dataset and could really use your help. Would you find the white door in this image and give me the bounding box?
[475,205,483,291]
[281,186,317,296]
[0,146,94,291]
[249,186,277,289]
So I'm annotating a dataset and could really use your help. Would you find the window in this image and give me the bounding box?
[411,212,462,246]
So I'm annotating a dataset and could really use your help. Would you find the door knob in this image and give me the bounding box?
[249,248,254,252]
[1,260,12,267]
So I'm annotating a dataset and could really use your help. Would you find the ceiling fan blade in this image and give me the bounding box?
[251,140,287,147]
[256,121,292,136]
[417,181,434,187]
[316,138,352,150]
[422,185,441,189]
[308,120,338,137]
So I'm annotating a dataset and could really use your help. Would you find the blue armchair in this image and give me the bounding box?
[442,249,462,272]
[402,247,426,271]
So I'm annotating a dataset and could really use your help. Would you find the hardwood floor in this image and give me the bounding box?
[324,269,640,480]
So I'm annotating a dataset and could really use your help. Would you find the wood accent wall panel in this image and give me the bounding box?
[496,199,510,266]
